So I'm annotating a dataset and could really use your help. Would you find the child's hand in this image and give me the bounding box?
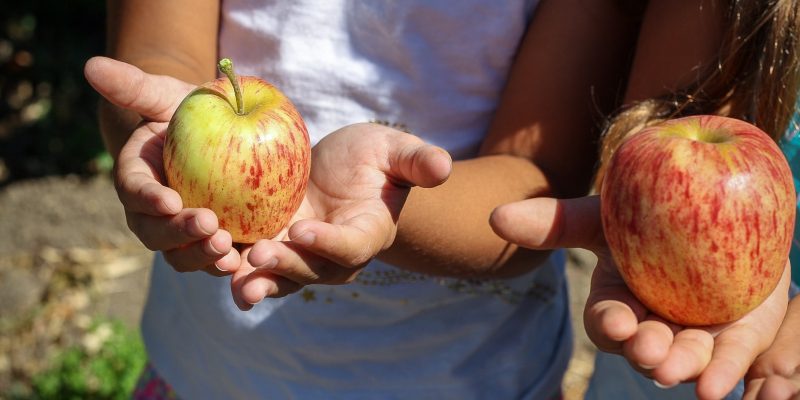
[84,57,240,275]
[490,195,790,400]
[743,295,800,400]
[230,123,452,309]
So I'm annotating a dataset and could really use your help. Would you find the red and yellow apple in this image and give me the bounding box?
[163,58,311,243]
[600,115,795,326]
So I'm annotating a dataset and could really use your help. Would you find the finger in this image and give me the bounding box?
[694,328,762,400]
[650,329,714,389]
[203,246,241,276]
[584,299,640,353]
[381,129,452,188]
[286,215,389,269]
[241,270,304,303]
[744,378,766,400]
[584,261,649,353]
[115,127,182,216]
[126,208,218,251]
[755,376,800,400]
[231,248,302,310]
[247,238,352,284]
[622,319,676,371]
[84,56,194,121]
[161,230,233,273]
[697,267,792,400]
[490,195,606,252]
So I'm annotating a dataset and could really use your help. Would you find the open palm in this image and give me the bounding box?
[232,123,452,309]
[85,57,452,308]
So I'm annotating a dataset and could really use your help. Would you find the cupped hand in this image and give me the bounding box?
[84,57,240,275]
[743,295,800,400]
[490,195,790,400]
[231,123,452,309]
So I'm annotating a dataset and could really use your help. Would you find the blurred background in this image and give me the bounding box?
[1,1,154,398]
[0,1,598,399]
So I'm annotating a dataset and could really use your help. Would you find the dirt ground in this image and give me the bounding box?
[0,174,597,399]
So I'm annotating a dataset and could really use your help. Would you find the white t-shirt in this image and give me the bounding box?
[141,2,572,399]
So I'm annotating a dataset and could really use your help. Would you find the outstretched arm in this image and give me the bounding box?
[349,0,641,278]
[233,0,643,305]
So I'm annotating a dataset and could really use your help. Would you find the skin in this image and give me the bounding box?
[491,1,793,399]
[96,0,640,285]
[89,0,792,399]
[743,295,800,400]
[85,57,453,287]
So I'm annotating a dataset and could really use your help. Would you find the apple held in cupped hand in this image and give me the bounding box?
[600,115,795,326]
[164,58,311,243]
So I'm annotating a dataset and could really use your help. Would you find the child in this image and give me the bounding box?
[88,0,645,398]
[491,0,800,399]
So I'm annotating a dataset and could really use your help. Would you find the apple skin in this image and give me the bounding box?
[163,75,311,243]
[600,115,795,326]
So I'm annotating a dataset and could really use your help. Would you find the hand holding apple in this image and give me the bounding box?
[230,123,453,309]
[84,56,241,275]
[164,58,311,243]
[600,115,795,325]
[490,195,789,400]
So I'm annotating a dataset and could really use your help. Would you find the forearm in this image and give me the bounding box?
[379,154,554,279]
[101,0,219,158]
[377,0,641,278]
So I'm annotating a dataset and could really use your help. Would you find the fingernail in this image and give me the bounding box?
[214,250,236,271]
[292,231,316,246]
[653,380,678,389]
[207,241,225,256]
[194,216,214,236]
[638,363,656,370]
[214,259,229,272]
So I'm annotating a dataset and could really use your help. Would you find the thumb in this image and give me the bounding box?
[386,133,452,188]
[490,195,606,252]
[83,56,195,122]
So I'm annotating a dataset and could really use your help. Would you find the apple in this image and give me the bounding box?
[600,115,795,326]
[163,58,311,243]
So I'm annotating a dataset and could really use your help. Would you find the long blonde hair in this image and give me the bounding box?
[596,0,800,188]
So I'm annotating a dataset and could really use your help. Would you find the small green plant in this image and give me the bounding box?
[28,319,146,400]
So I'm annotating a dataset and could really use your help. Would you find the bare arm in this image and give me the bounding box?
[379,0,641,278]
[623,0,724,103]
[100,0,220,158]
[85,0,239,276]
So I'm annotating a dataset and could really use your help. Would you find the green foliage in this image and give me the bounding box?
[25,320,147,400]
[0,0,108,184]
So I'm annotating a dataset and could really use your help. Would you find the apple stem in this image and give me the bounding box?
[218,58,244,115]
